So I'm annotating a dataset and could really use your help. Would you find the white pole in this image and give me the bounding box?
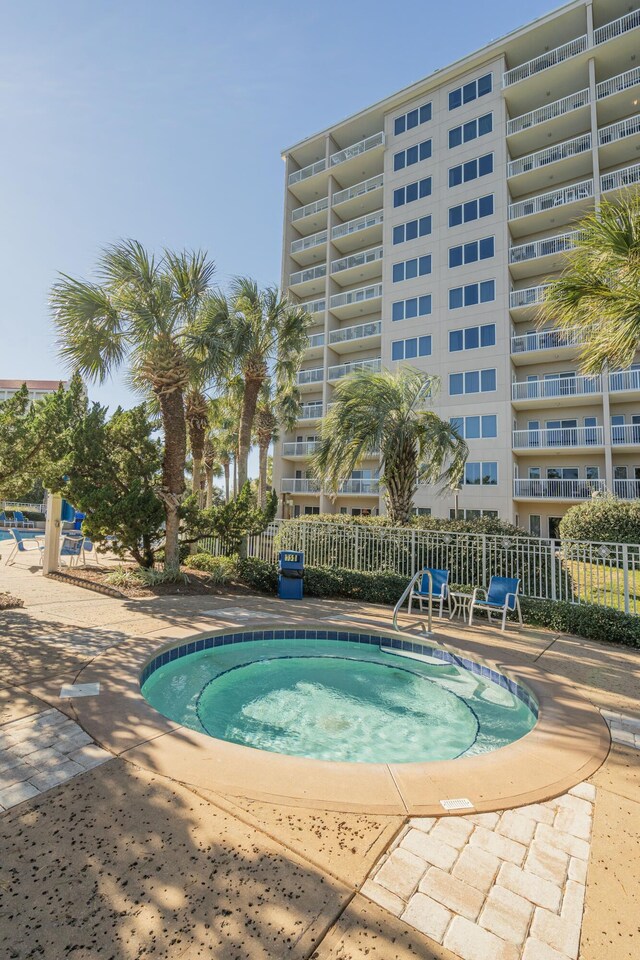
[42,491,62,575]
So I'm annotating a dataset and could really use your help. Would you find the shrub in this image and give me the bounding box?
[185,553,238,584]
[520,597,640,648]
[105,566,189,588]
[559,495,640,545]
[237,557,279,593]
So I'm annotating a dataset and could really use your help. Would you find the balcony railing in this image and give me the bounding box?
[330,283,383,310]
[513,426,603,449]
[298,297,326,315]
[333,174,383,206]
[327,358,381,381]
[307,332,325,349]
[508,179,593,220]
[331,245,383,274]
[288,158,327,187]
[282,441,321,457]
[600,162,640,193]
[332,209,383,240]
[281,478,321,494]
[594,9,640,45]
[509,285,551,309]
[511,327,586,355]
[609,368,640,392]
[509,230,581,265]
[513,478,606,498]
[291,230,328,255]
[503,35,587,87]
[289,264,327,286]
[330,132,384,166]
[298,403,324,420]
[336,478,380,495]
[614,479,640,499]
[598,114,640,147]
[611,424,640,445]
[329,320,382,345]
[506,89,590,136]
[512,374,602,401]
[291,196,329,223]
[507,133,591,178]
[597,65,640,101]
[297,367,324,386]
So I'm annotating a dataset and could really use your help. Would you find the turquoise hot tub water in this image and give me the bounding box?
[141,631,537,764]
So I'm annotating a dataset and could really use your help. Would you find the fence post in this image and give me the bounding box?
[411,528,416,575]
[622,543,630,615]
[550,540,557,601]
[481,535,487,586]
[354,525,359,570]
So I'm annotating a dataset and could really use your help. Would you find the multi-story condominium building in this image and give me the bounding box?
[275,0,640,539]
[0,379,71,404]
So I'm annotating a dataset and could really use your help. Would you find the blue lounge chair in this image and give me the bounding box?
[408,567,450,618]
[0,511,11,527]
[469,576,523,632]
[4,529,45,566]
[60,534,84,567]
[13,511,35,529]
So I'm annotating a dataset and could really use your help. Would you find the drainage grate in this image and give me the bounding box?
[440,798,474,811]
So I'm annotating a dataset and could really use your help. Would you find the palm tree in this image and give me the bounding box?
[185,386,209,502]
[207,397,238,502]
[254,379,300,508]
[541,194,640,372]
[51,240,221,572]
[202,438,223,508]
[312,367,468,526]
[208,278,310,490]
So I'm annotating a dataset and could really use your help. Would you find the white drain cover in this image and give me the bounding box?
[440,798,474,811]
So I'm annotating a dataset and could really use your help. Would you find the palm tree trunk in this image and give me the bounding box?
[237,376,262,490]
[233,456,237,498]
[205,467,214,508]
[157,388,187,573]
[192,456,203,501]
[384,450,418,526]
[223,460,230,501]
[258,442,269,509]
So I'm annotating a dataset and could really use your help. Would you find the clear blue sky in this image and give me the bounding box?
[0,0,558,415]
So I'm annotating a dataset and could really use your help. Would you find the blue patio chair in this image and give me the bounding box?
[4,529,45,566]
[13,511,35,529]
[60,535,84,567]
[0,511,10,527]
[468,576,523,632]
[407,567,450,618]
[80,537,100,565]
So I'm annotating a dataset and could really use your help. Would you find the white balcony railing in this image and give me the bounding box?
[509,284,551,309]
[597,66,640,101]
[281,478,321,494]
[307,332,325,350]
[508,179,593,220]
[509,230,581,265]
[513,478,606,498]
[327,358,381,381]
[507,133,591,178]
[611,424,640,445]
[329,320,382,345]
[609,368,640,392]
[332,209,384,240]
[503,35,587,87]
[598,114,640,147]
[291,230,328,255]
[298,403,324,420]
[330,132,384,166]
[289,263,327,286]
[512,426,603,449]
[291,196,329,223]
[331,245,383,275]
[282,441,321,457]
[298,297,326,315]
[297,367,324,386]
[600,162,640,193]
[288,158,327,187]
[511,327,586,355]
[506,89,590,136]
[336,478,380,495]
[614,479,640,499]
[333,173,383,206]
[594,9,640,45]
[330,283,383,310]
[512,375,602,401]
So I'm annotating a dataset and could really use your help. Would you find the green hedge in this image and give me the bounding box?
[559,495,640,546]
[236,558,639,648]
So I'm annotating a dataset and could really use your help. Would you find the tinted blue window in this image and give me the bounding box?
[449,166,462,187]
[392,263,404,283]
[464,241,478,263]
[419,255,431,275]
[419,216,431,235]
[480,323,496,346]
[480,279,495,302]
[419,295,431,315]
[480,237,494,259]
[405,338,418,359]
[419,140,431,160]
[407,145,418,165]
[449,88,462,110]
[478,74,492,96]
[479,194,494,217]
[449,246,463,268]
[484,462,498,484]
[449,288,463,309]
[394,116,406,135]
[449,330,464,351]
[450,373,464,394]
[394,188,405,207]
[406,220,418,241]
[463,159,477,181]
[407,109,419,129]
[466,416,480,438]
[394,152,405,171]
[464,284,479,306]
[451,416,464,435]
[463,81,475,104]
[392,340,404,360]
[481,368,496,391]
[393,225,404,244]
[449,205,463,227]
[419,335,431,356]
[465,326,479,349]
[463,120,476,141]
[392,301,404,321]
[482,414,497,437]
[405,259,418,279]
[466,370,480,392]
[449,127,462,148]
[419,178,431,198]
[405,298,418,319]
[420,103,431,123]
[478,113,493,135]
[406,182,418,203]
[465,462,481,484]
[463,200,478,222]
[479,153,493,176]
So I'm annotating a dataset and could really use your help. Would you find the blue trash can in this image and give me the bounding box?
[278,551,304,600]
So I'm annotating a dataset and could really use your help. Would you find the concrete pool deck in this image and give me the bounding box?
[0,552,638,959]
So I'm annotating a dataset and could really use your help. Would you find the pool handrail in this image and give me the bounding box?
[393,569,433,636]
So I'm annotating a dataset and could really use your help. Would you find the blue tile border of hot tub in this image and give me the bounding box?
[139,629,539,719]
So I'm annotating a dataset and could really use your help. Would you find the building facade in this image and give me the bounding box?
[275,0,640,538]
[0,379,71,404]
